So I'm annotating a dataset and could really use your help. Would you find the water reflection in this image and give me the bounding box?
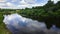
[3,13,60,34]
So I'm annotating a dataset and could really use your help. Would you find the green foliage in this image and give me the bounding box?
[0,12,12,34]
[0,0,60,33]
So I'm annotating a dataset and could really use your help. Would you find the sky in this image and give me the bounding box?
[0,0,60,9]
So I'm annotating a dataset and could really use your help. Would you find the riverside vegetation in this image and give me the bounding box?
[0,0,60,34]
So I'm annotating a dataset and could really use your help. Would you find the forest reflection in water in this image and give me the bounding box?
[3,13,60,34]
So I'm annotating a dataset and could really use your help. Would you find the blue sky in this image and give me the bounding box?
[0,0,59,9]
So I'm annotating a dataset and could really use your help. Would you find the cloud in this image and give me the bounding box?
[0,3,6,6]
[0,0,7,2]
[19,0,28,5]
[24,0,37,4]
[0,0,59,10]
[3,13,47,33]
[51,0,60,3]
[0,0,49,9]
[6,2,16,7]
[11,0,18,2]
[0,0,38,9]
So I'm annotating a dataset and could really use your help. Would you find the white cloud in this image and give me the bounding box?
[19,0,28,5]
[0,0,50,9]
[32,4,43,7]
[51,0,60,3]
[17,5,32,9]
[0,0,7,2]
[0,3,6,6]
[6,2,16,7]
[0,0,7,8]
[11,0,17,2]
[6,0,37,9]
[16,0,42,9]
[25,0,37,4]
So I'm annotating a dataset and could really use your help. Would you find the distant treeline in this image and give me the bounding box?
[0,0,60,29]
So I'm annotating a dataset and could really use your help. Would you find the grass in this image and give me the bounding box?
[0,23,11,34]
[0,13,11,34]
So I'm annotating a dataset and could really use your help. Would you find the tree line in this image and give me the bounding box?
[0,0,60,29]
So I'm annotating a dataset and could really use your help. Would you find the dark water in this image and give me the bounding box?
[3,13,60,34]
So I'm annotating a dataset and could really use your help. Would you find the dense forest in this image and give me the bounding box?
[0,0,60,33]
